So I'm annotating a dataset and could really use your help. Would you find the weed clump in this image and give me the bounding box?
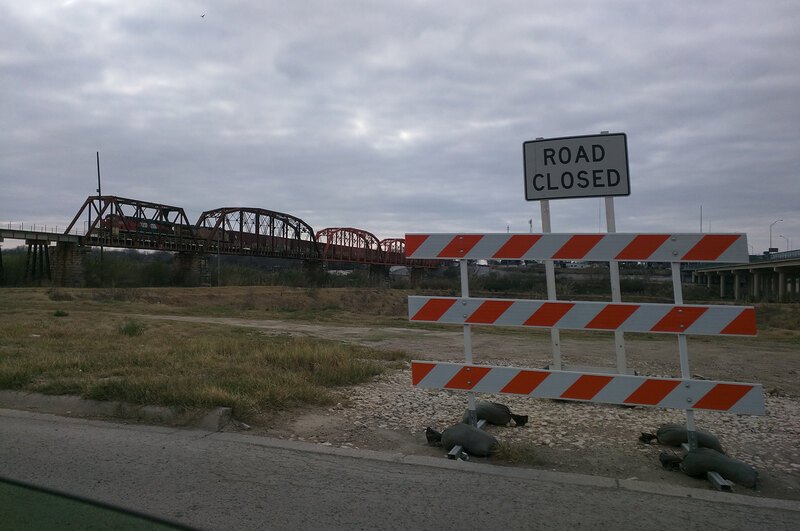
[118,320,145,336]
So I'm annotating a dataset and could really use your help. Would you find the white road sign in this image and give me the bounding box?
[523,133,630,201]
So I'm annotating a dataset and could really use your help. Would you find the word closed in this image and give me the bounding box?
[524,133,630,200]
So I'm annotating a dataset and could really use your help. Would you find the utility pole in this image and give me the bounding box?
[97,152,104,285]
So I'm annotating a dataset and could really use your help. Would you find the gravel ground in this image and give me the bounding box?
[341,365,800,472]
[270,363,800,501]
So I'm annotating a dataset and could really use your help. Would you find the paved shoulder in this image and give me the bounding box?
[1,409,798,530]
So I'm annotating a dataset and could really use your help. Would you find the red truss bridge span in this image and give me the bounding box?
[45,196,436,267]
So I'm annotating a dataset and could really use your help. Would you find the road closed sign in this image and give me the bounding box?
[523,133,630,201]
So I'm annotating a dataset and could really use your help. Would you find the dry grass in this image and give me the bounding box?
[754,303,800,335]
[36,286,411,325]
[0,286,797,421]
[0,288,408,420]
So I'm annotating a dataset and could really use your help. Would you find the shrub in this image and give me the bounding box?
[118,320,145,336]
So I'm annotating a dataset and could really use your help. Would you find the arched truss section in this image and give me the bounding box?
[380,238,406,266]
[380,238,405,254]
[65,196,193,238]
[195,207,319,258]
[316,228,385,264]
[380,238,440,268]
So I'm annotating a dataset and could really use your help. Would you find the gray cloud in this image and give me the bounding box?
[1,0,798,251]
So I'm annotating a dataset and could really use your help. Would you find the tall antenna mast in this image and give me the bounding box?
[97,152,104,277]
[96,152,102,197]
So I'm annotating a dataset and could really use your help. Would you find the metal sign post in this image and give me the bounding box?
[526,133,631,373]
[460,258,477,426]
[540,199,562,370]
[605,196,627,374]
[540,194,627,374]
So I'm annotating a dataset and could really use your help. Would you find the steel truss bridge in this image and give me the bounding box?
[2,196,438,268]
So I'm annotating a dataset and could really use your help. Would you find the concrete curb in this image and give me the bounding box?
[0,391,232,432]
[210,430,800,513]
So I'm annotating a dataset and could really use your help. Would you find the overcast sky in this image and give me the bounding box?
[1,1,798,253]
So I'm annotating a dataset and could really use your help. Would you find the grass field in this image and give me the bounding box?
[0,287,409,420]
[1,286,797,421]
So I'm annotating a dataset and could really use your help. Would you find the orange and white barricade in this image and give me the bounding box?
[411,361,764,415]
[405,232,765,423]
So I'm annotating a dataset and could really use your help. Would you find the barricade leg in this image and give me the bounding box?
[672,264,697,450]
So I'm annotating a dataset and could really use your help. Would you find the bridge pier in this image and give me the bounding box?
[52,242,86,287]
[751,270,761,300]
[175,252,210,286]
[734,272,741,301]
[25,240,51,285]
[776,268,786,302]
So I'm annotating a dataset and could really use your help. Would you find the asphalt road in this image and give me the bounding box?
[1,408,798,530]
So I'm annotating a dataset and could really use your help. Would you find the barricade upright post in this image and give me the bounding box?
[460,259,477,426]
[605,197,627,374]
[671,262,698,450]
[540,199,562,370]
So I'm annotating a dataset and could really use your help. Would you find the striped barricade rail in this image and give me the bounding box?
[411,361,765,415]
[409,296,757,336]
[405,233,748,262]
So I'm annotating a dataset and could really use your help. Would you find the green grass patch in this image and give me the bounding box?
[118,320,145,336]
[53,310,69,317]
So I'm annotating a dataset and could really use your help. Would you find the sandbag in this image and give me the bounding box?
[461,401,528,427]
[680,448,758,488]
[427,423,498,457]
[641,423,724,453]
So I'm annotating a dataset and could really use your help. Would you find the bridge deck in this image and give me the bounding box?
[1,229,435,267]
[0,229,80,244]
